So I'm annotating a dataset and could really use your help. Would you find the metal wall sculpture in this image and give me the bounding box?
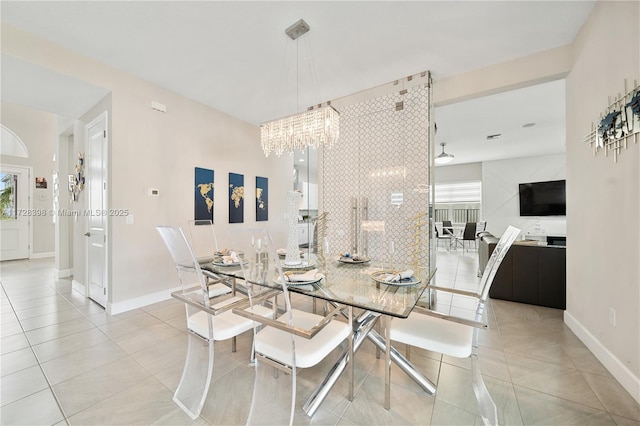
[584,79,640,163]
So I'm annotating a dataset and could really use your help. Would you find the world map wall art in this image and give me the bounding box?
[256,176,268,221]
[229,172,244,223]
[194,167,214,222]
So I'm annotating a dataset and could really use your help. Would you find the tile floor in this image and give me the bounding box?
[1,252,639,425]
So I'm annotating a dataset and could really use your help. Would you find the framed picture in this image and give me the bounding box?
[228,172,244,223]
[256,176,268,221]
[194,167,214,222]
[35,177,47,189]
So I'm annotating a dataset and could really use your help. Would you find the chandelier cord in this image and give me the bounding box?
[274,35,294,120]
[296,38,299,115]
[260,18,340,157]
[304,34,322,109]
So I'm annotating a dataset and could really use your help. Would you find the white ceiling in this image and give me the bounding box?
[1,54,110,119]
[435,78,566,165]
[1,1,593,164]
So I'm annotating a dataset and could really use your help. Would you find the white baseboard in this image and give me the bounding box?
[564,311,640,404]
[72,279,86,296]
[55,268,73,278]
[107,286,181,316]
[30,252,54,259]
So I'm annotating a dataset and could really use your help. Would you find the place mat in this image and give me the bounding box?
[212,249,243,266]
[274,270,324,286]
[370,270,422,286]
[337,255,370,264]
[281,260,316,270]
[211,260,243,267]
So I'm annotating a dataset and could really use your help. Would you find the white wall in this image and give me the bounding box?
[1,101,56,256]
[429,2,639,402]
[482,154,566,237]
[565,0,639,402]
[107,79,291,311]
[434,162,482,184]
[2,25,292,313]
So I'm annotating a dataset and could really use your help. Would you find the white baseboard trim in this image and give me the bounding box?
[107,286,181,316]
[72,279,86,296]
[564,311,640,404]
[55,268,73,278]
[31,252,54,259]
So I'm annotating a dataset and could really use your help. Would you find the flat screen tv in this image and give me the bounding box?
[518,180,566,216]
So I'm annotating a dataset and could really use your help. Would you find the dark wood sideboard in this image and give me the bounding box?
[479,235,566,309]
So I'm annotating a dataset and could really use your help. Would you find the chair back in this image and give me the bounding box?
[231,228,296,426]
[157,226,214,341]
[187,219,219,263]
[478,225,520,301]
[462,222,477,240]
[157,226,202,277]
[442,220,453,236]
[232,229,289,300]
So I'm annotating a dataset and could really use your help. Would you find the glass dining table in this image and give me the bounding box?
[196,253,442,416]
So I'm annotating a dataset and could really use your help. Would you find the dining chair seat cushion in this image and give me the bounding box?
[188,296,273,341]
[390,311,474,359]
[255,309,350,369]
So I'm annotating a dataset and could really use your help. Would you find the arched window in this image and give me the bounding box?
[1,125,29,158]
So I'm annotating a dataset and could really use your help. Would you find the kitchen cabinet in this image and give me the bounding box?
[301,182,318,210]
[298,223,310,246]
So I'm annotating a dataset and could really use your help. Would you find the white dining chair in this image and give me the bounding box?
[156,225,272,420]
[434,222,452,250]
[389,225,521,425]
[230,228,352,426]
[186,219,233,298]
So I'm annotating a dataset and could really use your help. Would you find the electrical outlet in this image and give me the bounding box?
[609,308,616,326]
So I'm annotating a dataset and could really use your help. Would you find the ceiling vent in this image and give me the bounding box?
[486,133,501,140]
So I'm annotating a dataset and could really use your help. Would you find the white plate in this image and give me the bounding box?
[274,272,323,286]
[370,270,422,286]
[337,256,370,264]
[211,260,243,267]
[281,260,316,269]
[214,250,243,256]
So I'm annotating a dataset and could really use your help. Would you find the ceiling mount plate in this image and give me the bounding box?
[285,19,310,40]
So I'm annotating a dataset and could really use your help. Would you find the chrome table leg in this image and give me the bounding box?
[303,310,378,417]
[366,329,436,396]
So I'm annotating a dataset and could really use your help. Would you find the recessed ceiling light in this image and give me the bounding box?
[522,122,536,128]
[486,134,501,140]
[299,158,305,162]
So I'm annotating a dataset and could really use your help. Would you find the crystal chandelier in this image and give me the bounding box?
[261,105,340,157]
[260,19,340,157]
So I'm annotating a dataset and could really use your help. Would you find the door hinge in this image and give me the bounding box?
[103,130,107,138]
[103,288,106,295]
[104,235,106,243]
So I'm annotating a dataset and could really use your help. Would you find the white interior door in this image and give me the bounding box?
[86,114,108,307]
[0,165,30,261]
